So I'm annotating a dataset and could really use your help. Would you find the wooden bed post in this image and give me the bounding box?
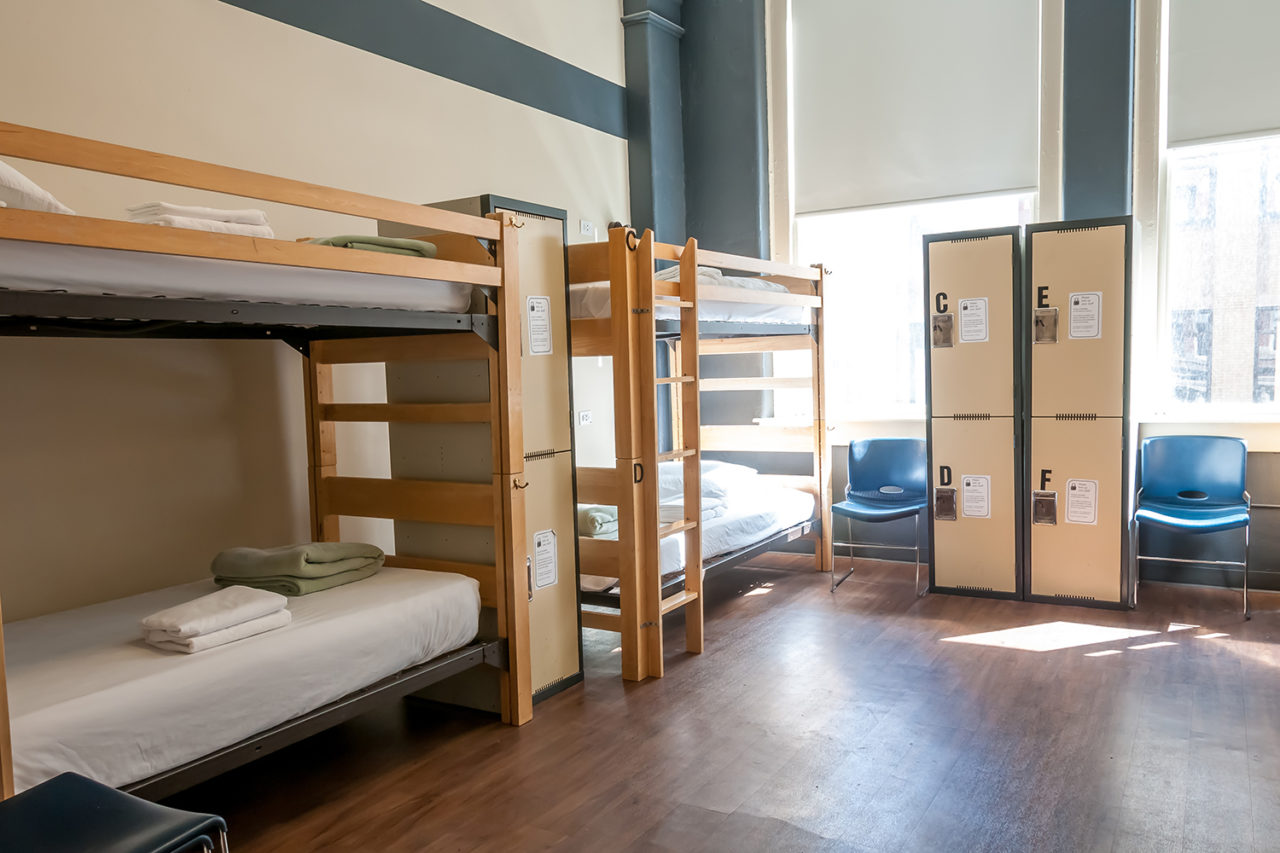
[303,360,339,542]
[634,231,665,679]
[811,265,832,575]
[0,597,13,799]
[490,212,532,725]
[679,238,705,654]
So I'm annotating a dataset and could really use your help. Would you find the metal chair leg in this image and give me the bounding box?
[913,511,925,598]
[1129,517,1140,609]
[1243,521,1251,620]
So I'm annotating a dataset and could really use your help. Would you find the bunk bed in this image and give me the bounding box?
[567,227,829,682]
[0,122,531,799]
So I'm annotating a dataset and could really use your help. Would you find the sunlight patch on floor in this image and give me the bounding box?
[1195,632,1230,640]
[1084,649,1124,657]
[1168,623,1199,632]
[1128,641,1178,650]
[941,621,1157,652]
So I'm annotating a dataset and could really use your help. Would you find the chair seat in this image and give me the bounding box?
[0,772,225,853]
[1134,500,1249,532]
[832,497,926,523]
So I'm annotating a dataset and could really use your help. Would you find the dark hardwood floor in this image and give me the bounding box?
[166,557,1280,852]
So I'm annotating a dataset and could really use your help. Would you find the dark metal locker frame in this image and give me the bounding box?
[1021,215,1134,610]
[922,226,1026,601]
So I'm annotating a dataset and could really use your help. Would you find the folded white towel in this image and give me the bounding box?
[658,496,727,524]
[146,608,292,654]
[140,585,287,639]
[126,202,269,226]
[130,214,275,239]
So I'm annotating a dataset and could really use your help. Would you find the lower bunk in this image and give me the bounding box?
[5,567,502,798]
[579,471,819,610]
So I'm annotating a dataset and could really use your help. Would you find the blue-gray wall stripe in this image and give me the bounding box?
[1061,0,1135,219]
[218,0,627,139]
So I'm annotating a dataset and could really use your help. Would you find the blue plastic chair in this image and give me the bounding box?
[1131,435,1251,618]
[831,438,928,595]
[0,772,228,853]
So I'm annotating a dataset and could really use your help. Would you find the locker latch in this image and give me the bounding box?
[930,313,954,348]
[1033,307,1059,344]
[1032,490,1057,525]
[934,488,957,521]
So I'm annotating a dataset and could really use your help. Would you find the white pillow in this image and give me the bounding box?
[0,159,74,214]
[658,459,757,502]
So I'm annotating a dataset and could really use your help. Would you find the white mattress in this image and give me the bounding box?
[570,280,812,325]
[6,567,480,793]
[0,239,475,312]
[586,484,814,583]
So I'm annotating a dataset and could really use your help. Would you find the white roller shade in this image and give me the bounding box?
[1168,0,1280,145]
[791,0,1040,214]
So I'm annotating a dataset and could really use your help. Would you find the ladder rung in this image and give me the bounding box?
[659,519,699,538]
[656,376,695,385]
[657,448,698,462]
[659,589,699,615]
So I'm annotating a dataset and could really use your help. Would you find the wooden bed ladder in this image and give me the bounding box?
[635,232,704,678]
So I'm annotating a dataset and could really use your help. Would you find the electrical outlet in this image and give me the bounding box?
[579,219,594,238]
[578,410,593,425]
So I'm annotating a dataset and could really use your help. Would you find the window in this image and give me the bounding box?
[793,192,1035,422]
[1158,135,1280,410]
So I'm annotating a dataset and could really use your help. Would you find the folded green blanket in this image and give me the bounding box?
[577,504,619,536]
[212,542,384,580]
[309,235,438,257]
[214,565,379,596]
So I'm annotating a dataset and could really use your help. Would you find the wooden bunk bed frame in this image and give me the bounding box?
[568,227,830,682]
[0,122,531,800]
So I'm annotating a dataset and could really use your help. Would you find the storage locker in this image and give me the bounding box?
[1026,221,1129,418]
[924,227,1023,598]
[384,196,583,700]
[929,416,1020,594]
[925,230,1021,418]
[1027,416,1125,603]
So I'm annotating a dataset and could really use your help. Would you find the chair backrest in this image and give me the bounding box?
[1139,435,1247,502]
[847,438,927,501]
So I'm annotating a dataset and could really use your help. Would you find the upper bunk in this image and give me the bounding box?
[567,227,824,355]
[0,122,517,352]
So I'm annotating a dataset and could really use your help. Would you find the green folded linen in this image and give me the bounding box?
[309,235,438,257]
[212,542,384,580]
[214,565,380,596]
[577,504,619,536]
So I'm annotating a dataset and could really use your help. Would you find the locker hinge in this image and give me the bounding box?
[1054,413,1098,421]
[952,413,992,421]
[524,448,558,462]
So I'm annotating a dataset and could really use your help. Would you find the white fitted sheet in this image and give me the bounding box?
[6,567,480,793]
[569,280,812,325]
[0,239,476,312]
[584,485,814,587]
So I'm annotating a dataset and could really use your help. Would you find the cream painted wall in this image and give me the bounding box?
[0,0,628,620]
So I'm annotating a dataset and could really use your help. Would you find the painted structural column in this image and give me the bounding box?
[1061,0,1136,220]
[680,0,770,259]
[622,0,686,243]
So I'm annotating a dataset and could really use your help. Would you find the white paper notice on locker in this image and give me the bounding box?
[958,297,989,343]
[1065,479,1098,524]
[961,474,991,518]
[1068,292,1102,339]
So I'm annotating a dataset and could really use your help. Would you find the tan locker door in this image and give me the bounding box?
[931,417,1018,593]
[1029,417,1124,603]
[1029,224,1127,417]
[927,234,1016,417]
[509,212,573,454]
[525,452,581,693]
